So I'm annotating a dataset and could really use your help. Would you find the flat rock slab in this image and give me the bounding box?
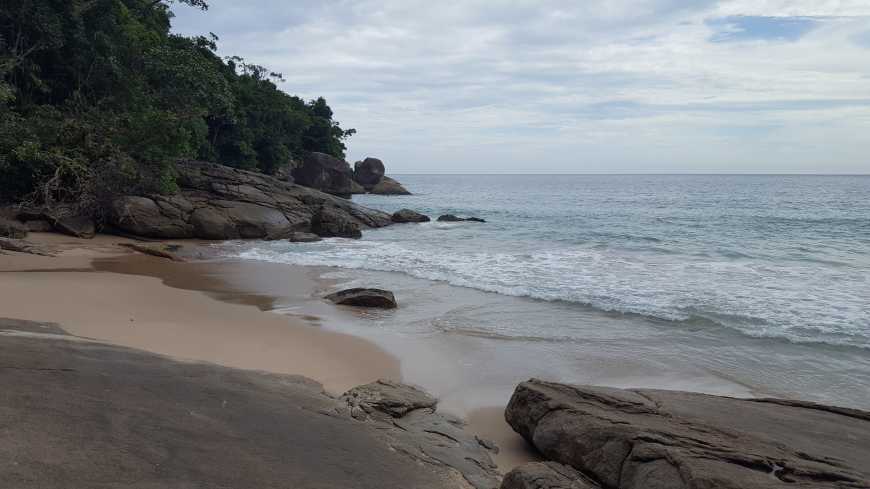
[505,379,870,489]
[0,320,493,488]
[326,288,398,309]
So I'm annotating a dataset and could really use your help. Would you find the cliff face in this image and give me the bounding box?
[109,160,393,240]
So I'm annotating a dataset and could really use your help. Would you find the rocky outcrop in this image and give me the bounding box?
[326,288,398,309]
[438,214,486,223]
[286,232,322,243]
[291,152,355,197]
[0,217,27,239]
[1,320,499,489]
[354,158,386,187]
[501,462,597,489]
[392,209,430,223]
[109,160,392,240]
[334,380,502,489]
[370,176,411,195]
[505,379,870,489]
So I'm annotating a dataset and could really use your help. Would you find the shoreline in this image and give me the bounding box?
[0,233,536,472]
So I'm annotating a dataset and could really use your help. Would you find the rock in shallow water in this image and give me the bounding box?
[325,288,398,309]
[438,214,486,223]
[392,209,430,223]
[370,176,411,195]
[505,379,870,489]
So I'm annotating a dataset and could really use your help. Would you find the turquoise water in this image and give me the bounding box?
[223,175,870,409]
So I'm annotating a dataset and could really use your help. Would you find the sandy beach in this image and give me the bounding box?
[0,233,534,473]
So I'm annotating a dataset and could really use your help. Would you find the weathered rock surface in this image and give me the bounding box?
[370,176,411,195]
[0,217,27,239]
[310,206,363,238]
[286,231,322,243]
[438,214,486,223]
[23,219,53,232]
[392,208,431,223]
[291,151,355,196]
[501,462,598,489]
[109,160,391,240]
[505,379,870,489]
[326,288,398,309]
[48,214,96,239]
[335,380,502,489]
[0,320,495,489]
[118,242,185,262]
[0,237,54,256]
[354,157,386,187]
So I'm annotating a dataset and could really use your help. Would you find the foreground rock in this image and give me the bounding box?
[0,237,54,256]
[502,462,597,489]
[336,380,502,489]
[0,320,497,489]
[326,288,398,309]
[505,379,870,489]
[438,214,486,223]
[370,176,411,195]
[392,209,430,223]
[0,217,27,238]
[110,160,392,240]
[291,151,355,197]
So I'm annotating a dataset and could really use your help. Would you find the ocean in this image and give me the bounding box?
[218,174,870,410]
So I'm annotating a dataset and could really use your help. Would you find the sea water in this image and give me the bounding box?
[220,175,870,410]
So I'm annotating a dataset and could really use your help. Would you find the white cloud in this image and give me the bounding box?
[172,1,870,173]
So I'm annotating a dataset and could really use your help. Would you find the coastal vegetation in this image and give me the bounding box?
[0,0,354,212]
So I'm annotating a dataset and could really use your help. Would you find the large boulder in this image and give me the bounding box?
[291,152,354,197]
[354,157,386,187]
[0,217,27,239]
[501,462,597,489]
[325,288,397,309]
[310,207,362,239]
[392,209,430,223]
[505,379,870,489]
[370,176,411,195]
[109,160,392,240]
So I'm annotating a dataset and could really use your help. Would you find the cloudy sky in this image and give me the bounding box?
[172,1,870,173]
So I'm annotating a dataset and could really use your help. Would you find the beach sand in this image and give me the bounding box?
[0,233,535,472]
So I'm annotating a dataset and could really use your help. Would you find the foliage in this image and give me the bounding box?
[0,0,354,210]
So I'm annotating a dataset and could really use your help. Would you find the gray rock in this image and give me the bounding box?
[438,214,486,223]
[48,214,96,239]
[370,176,411,195]
[505,379,870,489]
[109,160,392,240]
[337,380,502,489]
[286,232,322,243]
[24,220,53,232]
[311,207,363,239]
[350,179,367,195]
[502,462,599,489]
[0,237,54,256]
[0,320,494,489]
[326,288,398,309]
[291,152,354,197]
[354,157,386,187]
[392,209,430,223]
[0,217,27,239]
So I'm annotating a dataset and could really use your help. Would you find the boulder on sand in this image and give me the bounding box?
[505,379,870,489]
[354,157,386,188]
[391,209,430,223]
[325,288,398,309]
[0,217,27,239]
[48,214,96,239]
[437,214,486,223]
[370,176,411,195]
[291,152,355,197]
[311,207,362,239]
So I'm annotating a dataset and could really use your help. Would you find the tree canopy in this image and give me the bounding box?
[0,0,354,210]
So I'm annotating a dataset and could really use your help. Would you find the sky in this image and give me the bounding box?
[172,1,870,174]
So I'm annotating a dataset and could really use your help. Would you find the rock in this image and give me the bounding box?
[370,176,411,195]
[0,217,27,239]
[311,207,362,239]
[325,288,397,309]
[502,462,599,489]
[286,232,322,243]
[392,209,430,223]
[291,152,354,197]
[505,379,870,489]
[118,243,185,262]
[354,157,386,187]
[437,214,486,223]
[48,214,96,239]
[336,380,502,489]
[109,160,392,240]
[350,179,367,195]
[24,220,53,232]
[0,237,54,256]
